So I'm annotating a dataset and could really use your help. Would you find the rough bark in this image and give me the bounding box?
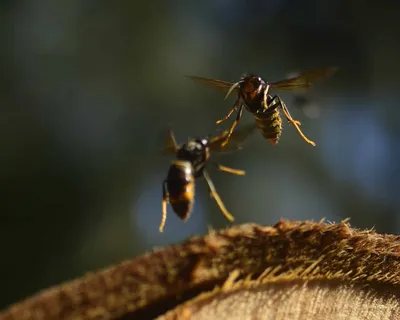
[1,219,400,319]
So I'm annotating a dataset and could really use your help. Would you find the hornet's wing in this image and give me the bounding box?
[268,67,338,91]
[208,122,258,153]
[161,127,179,155]
[185,75,238,95]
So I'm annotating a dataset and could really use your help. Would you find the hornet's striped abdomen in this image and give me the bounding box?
[253,109,283,146]
[166,160,195,221]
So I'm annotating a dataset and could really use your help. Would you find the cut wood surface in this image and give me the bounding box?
[1,219,400,319]
[159,272,400,320]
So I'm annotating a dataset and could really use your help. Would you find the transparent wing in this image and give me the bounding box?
[185,75,237,95]
[186,67,338,95]
[269,67,338,91]
[161,127,179,155]
[208,122,258,153]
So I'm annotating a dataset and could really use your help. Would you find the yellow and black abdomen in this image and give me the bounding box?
[253,109,283,146]
[166,160,195,221]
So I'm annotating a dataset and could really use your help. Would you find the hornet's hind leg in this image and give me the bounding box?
[159,180,169,232]
[269,95,316,147]
[211,162,245,176]
[202,169,235,223]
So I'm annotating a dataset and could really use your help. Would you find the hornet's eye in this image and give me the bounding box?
[201,139,208,146]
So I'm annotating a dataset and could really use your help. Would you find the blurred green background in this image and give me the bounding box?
[1,0,400,310]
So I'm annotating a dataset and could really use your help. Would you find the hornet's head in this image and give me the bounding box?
[239,74,265,97]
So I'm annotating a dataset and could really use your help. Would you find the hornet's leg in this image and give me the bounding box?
[211,162,245,176]
[267,95,282,111]
[202,169,235,223]
[221,104,244,147]
[159,180,169,232]
[263,84,270,110]
[216,96,241,125]
[268,95,301,126]
[272,95,316,146]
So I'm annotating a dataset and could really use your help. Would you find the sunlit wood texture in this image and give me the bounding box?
[1,219,400,319]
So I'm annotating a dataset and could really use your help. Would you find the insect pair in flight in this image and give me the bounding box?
[159,67,338,232]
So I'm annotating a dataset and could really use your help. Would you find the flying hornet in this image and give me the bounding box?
[159,123,257,232]
[186,67,338,147]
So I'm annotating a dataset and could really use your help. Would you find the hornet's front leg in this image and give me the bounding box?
[221,104,244,148]
[216,96,241,125]
[263,84,270,110]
